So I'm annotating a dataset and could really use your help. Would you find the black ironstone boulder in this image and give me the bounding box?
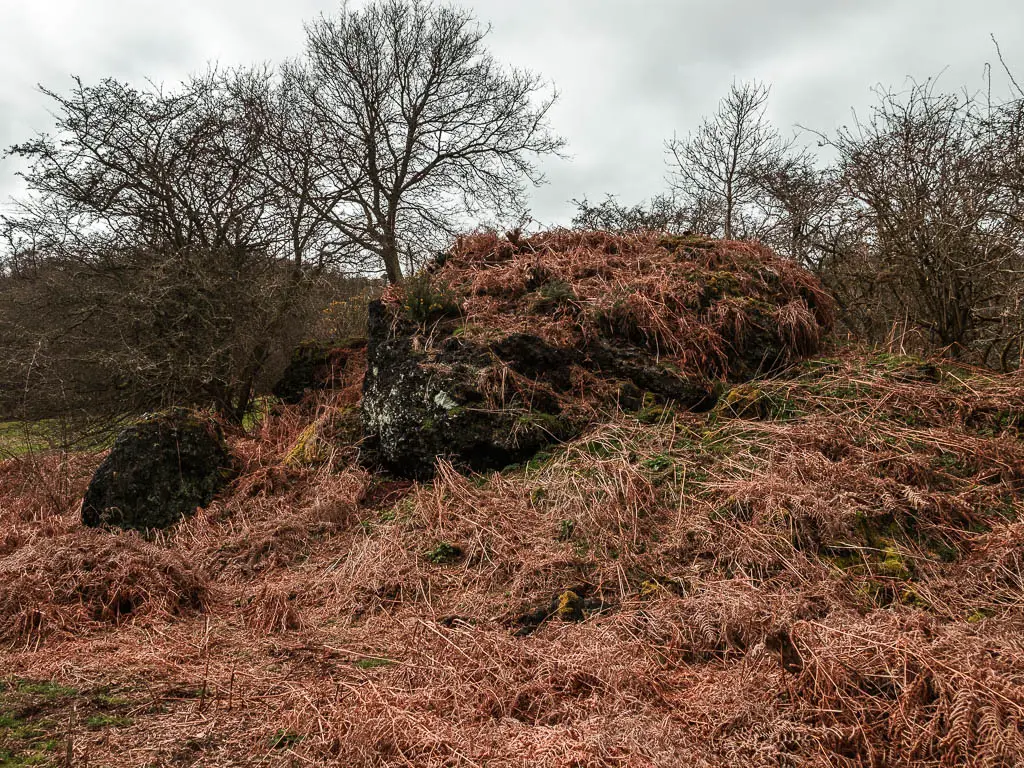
[81,410,232,532]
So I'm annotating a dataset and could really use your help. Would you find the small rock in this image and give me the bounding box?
[555,590,585,621]
[513,584,602,636]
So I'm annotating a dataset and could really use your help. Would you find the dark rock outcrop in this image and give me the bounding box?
[361,301,715,479]
[361,230,833,480]
[583,341,719,410]
[491,333,576,390]
[273,339,367,405]
[81,410,232,532]
[361,302,575,479]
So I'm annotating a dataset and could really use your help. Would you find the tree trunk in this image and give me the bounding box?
[381,240,404,284]
[724,185,734,240]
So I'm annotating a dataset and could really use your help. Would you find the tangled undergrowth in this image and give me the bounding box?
[1,252,1023,766]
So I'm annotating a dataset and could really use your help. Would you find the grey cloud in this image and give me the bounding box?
[1,0,1022,224]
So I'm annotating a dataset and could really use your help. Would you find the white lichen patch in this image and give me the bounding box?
[433,391,459,411]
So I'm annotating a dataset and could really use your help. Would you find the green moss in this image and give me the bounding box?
[85,714,133,730]
[524,451,554,473]
[283,421,327,467]
[716,384,795,420]
[657,234,716,252]
[639,579,662,598]
[424,541,463,564]
[876,544,912,580]
[516,412,571,439]
[268,729,304,749]
[642,454,674,473]
[555,590,584,621]
[12,681,77,700]
[900,586,930,609]
[557,519,576,541]
[241,396,278,432]
[532,280,578,313]
[701,270,744,303]
[0,704,62,767]
[581,438,623,459]
[967,608,995,623]
[0,749,57,766]
[354,657,394,670]
[636,404,673,424]
[0,716,48,741]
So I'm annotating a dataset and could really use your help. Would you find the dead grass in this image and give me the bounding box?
[393,230,835,381]
[0,338,1022,763]
[0,530,207,646]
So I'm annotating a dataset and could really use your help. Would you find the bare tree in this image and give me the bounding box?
[0,70,334,424]
[667,80,788,240]
[292,0,565,283]
[754,152,852,268]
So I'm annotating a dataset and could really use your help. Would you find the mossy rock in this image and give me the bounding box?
[718,384,790,419]
[512,584,601,636]
[361,289,717,479]
[284,422,327,468]
[81,409,232,532]
[555,590,584,621]
[362,302,578,479]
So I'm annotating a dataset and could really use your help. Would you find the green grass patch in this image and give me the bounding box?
[424,541,463,564]
[11,681,77,700]
[242,396,280,432]
[0,421,58,457]
[268,729,304,749]
[354,657,394,670]
[0,678,139,765]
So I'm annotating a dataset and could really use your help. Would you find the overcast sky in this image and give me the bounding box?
[1,0,1022,226]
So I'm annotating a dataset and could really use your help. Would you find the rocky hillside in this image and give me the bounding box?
[1,232,1023,767]
[363,230,832,477]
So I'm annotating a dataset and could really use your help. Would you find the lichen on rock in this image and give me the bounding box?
[361,301,573,479]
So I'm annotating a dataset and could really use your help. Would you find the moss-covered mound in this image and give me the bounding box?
[81,410,232,531]
[363,230,834,478]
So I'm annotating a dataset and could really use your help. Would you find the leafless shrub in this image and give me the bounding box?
[821,80,1024,367]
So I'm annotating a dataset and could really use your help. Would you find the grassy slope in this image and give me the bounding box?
[0,346,1022,767]
[0,422,55,458]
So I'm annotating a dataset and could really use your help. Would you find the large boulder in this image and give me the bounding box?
[362,231,833,479]
[81,410,232,531]
[361,302,715,479]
